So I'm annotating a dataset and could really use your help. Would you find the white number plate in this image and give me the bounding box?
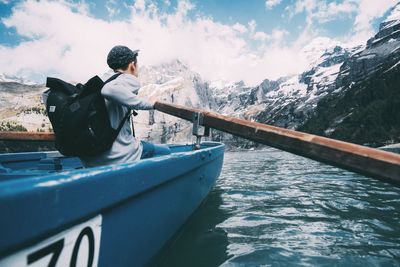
[0,215,102,267]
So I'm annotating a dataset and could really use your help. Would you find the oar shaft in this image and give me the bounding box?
[154,101,400,185]
[0,131,55,141]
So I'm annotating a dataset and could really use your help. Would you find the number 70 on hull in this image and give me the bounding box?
[0,215,102,267]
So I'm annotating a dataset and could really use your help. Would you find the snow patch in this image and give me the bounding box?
[384,59,400,73]
[0,73,38,85]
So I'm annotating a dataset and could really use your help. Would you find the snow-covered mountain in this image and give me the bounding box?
[208,38,358,131]
[1,4,400,149]
[199,38,360,147]
[0,73,37,86]
[134,60,214,143]
[299,4,400,146]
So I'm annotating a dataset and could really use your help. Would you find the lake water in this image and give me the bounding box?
[155,148,400,267]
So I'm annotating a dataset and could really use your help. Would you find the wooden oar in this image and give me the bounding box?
[0,101,399,184]
[153,101,400,185]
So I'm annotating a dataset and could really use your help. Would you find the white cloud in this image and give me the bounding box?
[163,0,171,7]
[252,28,289,43]
[253,31,269,41]
[232,23,247,34]
[271,29,289,41]
[386,3,400,21]
[314,1,358,23]
[176,0,195,16]
[289,0,317,17]
[134,0,146,11]
[350,0,398,44]
[286,0,398,46]
[106,0,120,18]
[0,0,319,85]
[265,0,282,10]
[248,19,257,34]
[288,0,357,24]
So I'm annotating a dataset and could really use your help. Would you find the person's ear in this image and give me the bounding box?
[130,62,136,73]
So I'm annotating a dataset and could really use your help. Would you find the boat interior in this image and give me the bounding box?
[0,143,215,180]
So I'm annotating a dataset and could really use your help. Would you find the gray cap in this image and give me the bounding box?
[107,45,139,70]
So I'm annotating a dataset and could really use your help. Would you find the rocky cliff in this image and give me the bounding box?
[300,6,400,146]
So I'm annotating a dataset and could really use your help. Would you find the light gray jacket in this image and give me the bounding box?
[80,72,154,167]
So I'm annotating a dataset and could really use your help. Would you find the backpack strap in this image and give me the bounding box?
[104,72,123,84]
[115,110,133,136]
[103,72,136,136]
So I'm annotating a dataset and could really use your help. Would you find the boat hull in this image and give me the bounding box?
[0,142,224,266]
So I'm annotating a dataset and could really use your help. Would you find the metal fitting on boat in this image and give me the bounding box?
[192,112,210,150]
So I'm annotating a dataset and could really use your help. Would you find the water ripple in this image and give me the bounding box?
[216,148,400,266]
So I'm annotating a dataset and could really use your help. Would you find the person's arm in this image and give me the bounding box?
[102,76,154,110]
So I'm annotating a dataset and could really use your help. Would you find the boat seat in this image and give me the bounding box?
[38,158,62,171]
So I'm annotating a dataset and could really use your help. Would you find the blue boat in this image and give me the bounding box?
[0,142,224,266]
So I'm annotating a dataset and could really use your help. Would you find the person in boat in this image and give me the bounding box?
[80,45,171,167]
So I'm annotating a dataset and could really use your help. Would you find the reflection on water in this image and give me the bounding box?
[154,189,231,267]
[156,148,400,267]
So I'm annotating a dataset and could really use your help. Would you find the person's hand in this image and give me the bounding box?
[150,99,157,109]
[148,96,158,107]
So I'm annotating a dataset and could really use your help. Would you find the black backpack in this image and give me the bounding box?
[45,73,134,157]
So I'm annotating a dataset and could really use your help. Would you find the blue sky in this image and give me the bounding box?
[0,0,398,84]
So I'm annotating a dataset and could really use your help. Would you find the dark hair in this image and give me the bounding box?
[118,55,137,71]
[107,46,139,71]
